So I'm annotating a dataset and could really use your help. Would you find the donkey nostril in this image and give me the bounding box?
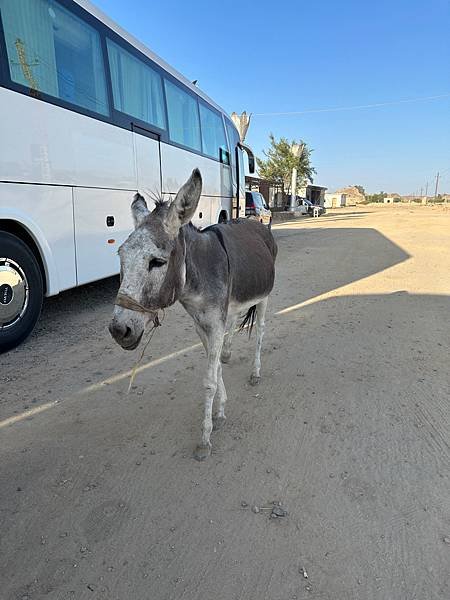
[109,320,131,342]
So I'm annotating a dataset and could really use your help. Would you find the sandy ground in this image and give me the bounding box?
[1,204,449,600]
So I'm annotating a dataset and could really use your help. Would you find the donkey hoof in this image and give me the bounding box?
[221,351,231,364]
[193,443,211,461]
[249,374,260,386]
[212,415,226,431]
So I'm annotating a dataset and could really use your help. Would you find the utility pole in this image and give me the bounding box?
[425,181,428,198]
[289,143,304,212]
[420,187,423,198]
[434,172,440,200]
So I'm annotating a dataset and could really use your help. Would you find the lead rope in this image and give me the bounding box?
[126,311,164,394]
[114,293,164,394]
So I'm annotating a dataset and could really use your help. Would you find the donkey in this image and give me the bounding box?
[109,169,277,460]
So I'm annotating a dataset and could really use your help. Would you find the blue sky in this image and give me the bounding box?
[94,0,450,194]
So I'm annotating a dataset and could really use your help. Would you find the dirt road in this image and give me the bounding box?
[1,205,449,599]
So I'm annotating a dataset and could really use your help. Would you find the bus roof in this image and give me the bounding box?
[75,0,230,119]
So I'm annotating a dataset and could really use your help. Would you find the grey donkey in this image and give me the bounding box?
[109,169,277,460]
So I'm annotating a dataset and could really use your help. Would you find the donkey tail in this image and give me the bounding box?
[239,305,257,337]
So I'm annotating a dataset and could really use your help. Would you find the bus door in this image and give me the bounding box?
[72,124,161,287]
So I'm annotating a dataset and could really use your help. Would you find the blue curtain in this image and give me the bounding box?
[107,39,165,129]
[1,0,58,96]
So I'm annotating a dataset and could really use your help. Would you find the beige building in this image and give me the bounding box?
[324,193,347,208]
[335,186,364,205]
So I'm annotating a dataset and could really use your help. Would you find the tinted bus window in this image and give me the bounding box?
[164,79,201,152]
[225,120,240,167]
[199,103,228,162]
[107,39,165,129]
[0,0,109,116]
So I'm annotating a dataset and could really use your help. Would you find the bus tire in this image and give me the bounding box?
[0,232,43,353]
[218,211,227,224]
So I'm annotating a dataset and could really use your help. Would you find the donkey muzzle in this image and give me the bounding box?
[108,316,144,350]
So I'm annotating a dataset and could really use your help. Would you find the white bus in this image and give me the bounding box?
[0,0,254,352]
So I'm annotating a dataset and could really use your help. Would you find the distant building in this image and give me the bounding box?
[324,193,347,208]
[297,184,328,206]
[335,186,365,205]
[245,175,275,207]
[245,177,328,209]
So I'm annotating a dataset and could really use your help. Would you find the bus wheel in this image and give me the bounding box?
[0,232,43,353]
[218,211,227,224]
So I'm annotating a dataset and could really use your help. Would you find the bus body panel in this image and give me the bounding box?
[160,144,223,196]
[0,182,76,295]
[160,144,233,222]
[0,87,136,190]
[69,131,162,288]
[70,115,136,190]
[73,187,135,286]
[191,197,212,229]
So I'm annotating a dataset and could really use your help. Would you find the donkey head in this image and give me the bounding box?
[109,169,202,350]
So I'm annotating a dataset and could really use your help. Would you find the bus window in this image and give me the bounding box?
[106,39,166,130]
[199,103,229,163]
[164,79,201,152]
[225,120,239,168]
[0,0,109,115]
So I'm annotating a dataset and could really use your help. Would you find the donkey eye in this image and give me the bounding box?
[148,258,167,271]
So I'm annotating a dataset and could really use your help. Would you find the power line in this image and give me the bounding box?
[438,165,450,177]
[252,92,450,117]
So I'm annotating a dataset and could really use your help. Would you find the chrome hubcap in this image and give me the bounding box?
[0,258,29,329]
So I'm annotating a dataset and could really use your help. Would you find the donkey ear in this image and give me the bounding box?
[165,169,202,237]
[131,193,150,228]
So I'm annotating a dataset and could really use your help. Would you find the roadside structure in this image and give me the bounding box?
[245,175,275,207]
[335,186,365,205]
[245,177,328,210]
[324,193,347,208]
[297,184,328,206]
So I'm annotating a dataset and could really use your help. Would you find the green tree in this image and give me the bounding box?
[355,185,365,196]
[366,191,387,203]
[256,134,316,193]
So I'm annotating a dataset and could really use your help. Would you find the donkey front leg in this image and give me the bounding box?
[194,322,225,461]
[250,298,268,386]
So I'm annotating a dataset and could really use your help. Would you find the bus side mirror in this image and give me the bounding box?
[239,143,256,174]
